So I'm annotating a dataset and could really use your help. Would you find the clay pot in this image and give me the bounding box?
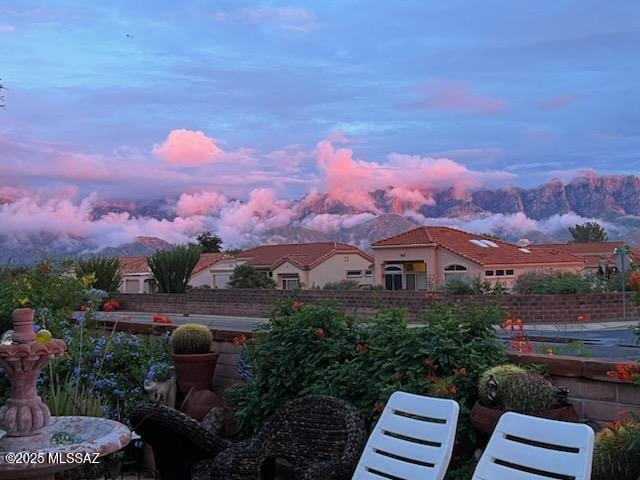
[470,400,579,435]
[172,352,219,394]
[179,387,223,421]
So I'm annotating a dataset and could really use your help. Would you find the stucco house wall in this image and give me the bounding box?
[307,252,373,288]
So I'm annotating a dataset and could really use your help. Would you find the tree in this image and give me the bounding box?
[196,231,223,253]
[76,257,122,292]
[569,222,608,243]
[227,264,276,289]
[225,248,243,256]
[480,232,501,241]
[148,244,201,293]
[0,80,5,109]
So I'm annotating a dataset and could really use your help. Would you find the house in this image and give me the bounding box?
[210,242,374,290]
[118,252,231,293]
[534,241,639,273]
[371,226,585,290]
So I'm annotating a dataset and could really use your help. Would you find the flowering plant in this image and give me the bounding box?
[102,299,120,312]
[607,363,640,384]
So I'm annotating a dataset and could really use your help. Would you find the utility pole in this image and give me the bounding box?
[614,246,631,319]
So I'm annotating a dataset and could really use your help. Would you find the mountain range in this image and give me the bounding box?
[2,174,640,265]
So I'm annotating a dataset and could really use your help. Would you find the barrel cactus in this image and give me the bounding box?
[479,364,557,413]
[592,419,640,480]
[170,323,213,354]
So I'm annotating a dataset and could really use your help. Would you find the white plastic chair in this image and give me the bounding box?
[472,412,594,480]
[352,391,460,480]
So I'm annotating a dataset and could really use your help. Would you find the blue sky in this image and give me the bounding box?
[1,0,639,201]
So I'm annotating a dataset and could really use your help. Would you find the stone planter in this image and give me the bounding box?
[172,352,219,394]
[470,400,579,435]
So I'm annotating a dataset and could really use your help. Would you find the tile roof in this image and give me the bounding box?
[535,242,639,269]
[119,256,151,275]
[237,242,373,270]
[372,226,585,267]
[192,253,233,275]
[119,252,231,276]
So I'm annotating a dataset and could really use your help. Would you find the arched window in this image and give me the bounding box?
[444,264,467,281]
[384,264,403,290]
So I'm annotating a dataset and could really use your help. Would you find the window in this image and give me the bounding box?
[485,270,494,277]
[405,262,426,272]
[470,239,499,248]
[444,264,467,281]
[347,270,362,278]
[506,269,514,276]
[364,270,372,277]
[281,274,300,290]
[496,269,505,276]
[384,265,403,290]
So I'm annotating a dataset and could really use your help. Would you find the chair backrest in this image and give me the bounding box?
[352,391,460,480]
[472,412,594,480]
[257,395,366,468]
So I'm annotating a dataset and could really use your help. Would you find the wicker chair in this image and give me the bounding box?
[192,395,366,480]
[130,404,231,480]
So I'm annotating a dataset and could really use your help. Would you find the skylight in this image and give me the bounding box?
[470,239,499,248]
[519,248,532,254]
[470,239,489,248]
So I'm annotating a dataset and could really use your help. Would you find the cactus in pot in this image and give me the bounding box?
[171,323,213,354]
[479,364,556,412]
[170,323,218,394]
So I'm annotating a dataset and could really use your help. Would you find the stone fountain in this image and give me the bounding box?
[0,308,131,479]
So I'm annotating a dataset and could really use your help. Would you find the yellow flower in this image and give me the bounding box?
[80,273,96,288]
[17,297,30,306]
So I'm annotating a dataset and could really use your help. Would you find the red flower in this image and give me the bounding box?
[233,334,247,346]
[315,328,325,338]
[356,343,369,353]
[448,385,457,394]
[577,314,590,323]
[607,363,640,383]
[152,314,172,324]
[456,367,467,377]
[502,318,513,330]
[292,301,304,310]
[374,402,385,413]
[546,348,555,356]
[426,375,439,383]
[423,358,439,370]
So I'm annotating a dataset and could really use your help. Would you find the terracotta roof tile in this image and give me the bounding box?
[237,242,373,270]
[192,253,233,275]
[119,256,151,275]
[372,226,584,267]
[536,241,638,268]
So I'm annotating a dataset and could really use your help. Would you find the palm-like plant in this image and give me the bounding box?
[148,245,202,293]
[76,257,122,292]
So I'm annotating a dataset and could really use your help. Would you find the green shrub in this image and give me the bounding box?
[593,419,640,480]
[512,271,593,294]
[0,260,86,335]
[43,373,109,417]
[170,323,213,354]
[148,244,202,293]
[323,280,361,289]
[234,300,506,439]
[227,264,277,289]
[76,257,122,292]
[443,276,491,295]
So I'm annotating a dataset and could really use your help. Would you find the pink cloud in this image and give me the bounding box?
[540,94,580,110]
[315,140,514,210]
[175,191,227,217]
[0,25,15,32]
[413,81,506,113]
[152,129,222,165]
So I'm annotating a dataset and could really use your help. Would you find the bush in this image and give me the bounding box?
[76,257,122,292]
[227,264,276,289]
[233,300,506,439]
[512,271,593,294]
[148,244,202,293]
[323,280,361,289]
[593,418,640,480]
[443,276,491,295]
[0,260,86,335]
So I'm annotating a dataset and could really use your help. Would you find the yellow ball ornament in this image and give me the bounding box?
[35,329,52,344]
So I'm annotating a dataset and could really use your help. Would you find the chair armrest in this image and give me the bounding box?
[200,439,264,480]
[302,460,358,480]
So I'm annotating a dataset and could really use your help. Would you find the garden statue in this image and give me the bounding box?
[144,374,177,408]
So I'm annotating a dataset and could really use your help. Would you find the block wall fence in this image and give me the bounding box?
[111,289,639,323]
[106,319,640,426]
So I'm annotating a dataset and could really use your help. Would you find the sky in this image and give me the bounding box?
[0,1,639,248]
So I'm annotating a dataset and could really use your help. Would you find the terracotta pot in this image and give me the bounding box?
[179,387,223,421]
[470,400,579,435]
[172,352,219,394]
